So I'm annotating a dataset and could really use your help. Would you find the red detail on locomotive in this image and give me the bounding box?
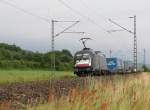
[75,64,90,67]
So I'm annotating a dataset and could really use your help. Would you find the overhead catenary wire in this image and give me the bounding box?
[0,0,78,30]
[0,0,120,37]
[80,0,109,20]
[57,0,110,34]
[79,0,116,32]
[0,0,50,23]
[0,0,129,36]
[1,0,113,35]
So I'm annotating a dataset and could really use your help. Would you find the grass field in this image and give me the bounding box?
[29,73,150,110]
[0,71,149,110]
[0,70,75,84]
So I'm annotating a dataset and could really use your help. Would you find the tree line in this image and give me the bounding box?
[0,43,73,71]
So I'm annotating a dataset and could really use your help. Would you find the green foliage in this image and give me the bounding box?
[0,70,74,84]
[0,43,73,71]
[142,65,150,72]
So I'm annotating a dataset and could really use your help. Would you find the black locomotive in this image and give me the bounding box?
[74,47,109,76]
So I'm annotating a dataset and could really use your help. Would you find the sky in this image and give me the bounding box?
[0,0,150,63]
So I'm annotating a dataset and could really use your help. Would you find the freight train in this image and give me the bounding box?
[74,50,144,76]
[73,38,144,76]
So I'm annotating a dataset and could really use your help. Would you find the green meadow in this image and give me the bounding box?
[0,70,75,84]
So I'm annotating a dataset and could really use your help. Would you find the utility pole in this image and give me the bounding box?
[130,15,137,72]
[134,15,137,72]
[143,49,146,68]
[110,50,112,58]
[108,15,138,72]
[51,20,84,71]
[51,20,55,71]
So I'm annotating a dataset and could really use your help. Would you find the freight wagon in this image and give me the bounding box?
[124,61,133,73]
[124,61,144,72]
[106,58,124,73]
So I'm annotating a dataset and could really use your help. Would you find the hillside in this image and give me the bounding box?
[0,43,73,70]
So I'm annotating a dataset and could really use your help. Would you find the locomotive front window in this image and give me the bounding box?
[82,54,90,60]
[75,53,90,61]
[76,54,82,60]
[75,53,91,66]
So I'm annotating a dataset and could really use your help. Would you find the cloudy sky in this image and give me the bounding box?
[0,0,150,63]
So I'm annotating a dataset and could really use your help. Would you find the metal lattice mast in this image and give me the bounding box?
[51,20,84,71]
[110,50,112,58]
[143,49,146,68]
[51,20,55,71]
[108,15,138,72]
[133,16,137,72]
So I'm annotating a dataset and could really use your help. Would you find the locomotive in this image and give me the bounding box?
[74,48,109,76]
[74,38,109,76]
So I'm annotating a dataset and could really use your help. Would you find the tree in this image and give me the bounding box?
[0,43,73,71]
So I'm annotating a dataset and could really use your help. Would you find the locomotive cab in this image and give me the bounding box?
[74,48,93,75]
[74,38,109,76]
[75,53,91,67]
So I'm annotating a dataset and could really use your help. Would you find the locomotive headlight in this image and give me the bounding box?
[88,59,91,66]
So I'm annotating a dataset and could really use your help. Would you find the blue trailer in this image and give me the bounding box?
[106,58,124,73]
